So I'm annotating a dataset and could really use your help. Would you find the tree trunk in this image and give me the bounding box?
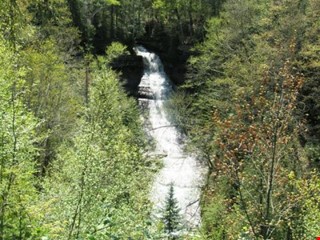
[85,62,90,105]
[188,0,194,36]
[110,5,114,39]
[174,8,184,43]
[264,112,280,239]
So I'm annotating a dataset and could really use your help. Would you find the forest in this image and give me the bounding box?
[0,0,319,239]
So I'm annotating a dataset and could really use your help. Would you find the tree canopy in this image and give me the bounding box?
[0,0,319,239]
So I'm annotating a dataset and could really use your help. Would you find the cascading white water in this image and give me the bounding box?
[134,46,205,228]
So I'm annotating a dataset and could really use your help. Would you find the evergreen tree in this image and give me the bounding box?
[161,183,182,239]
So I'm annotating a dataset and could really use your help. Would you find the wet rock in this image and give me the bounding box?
[138,86,154,99]
[110,54,144,96]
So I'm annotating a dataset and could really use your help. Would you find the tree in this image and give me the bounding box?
[0,37,42,240]
[20,39,82,176]
[177,0,319,238]
[294,172,320,239]
[296,0,320,148]
[213,59,306,239]
[161,183,182,239]
[37,43,154,239]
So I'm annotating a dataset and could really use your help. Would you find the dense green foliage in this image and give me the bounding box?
[169,0,320,239]
[0,1,161,239]
[38,54,154,239]
[65,0,224,52]
[0,0,319,239]
[0,37,40,239]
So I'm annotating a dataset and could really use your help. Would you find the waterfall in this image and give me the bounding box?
[134,46,205,228]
